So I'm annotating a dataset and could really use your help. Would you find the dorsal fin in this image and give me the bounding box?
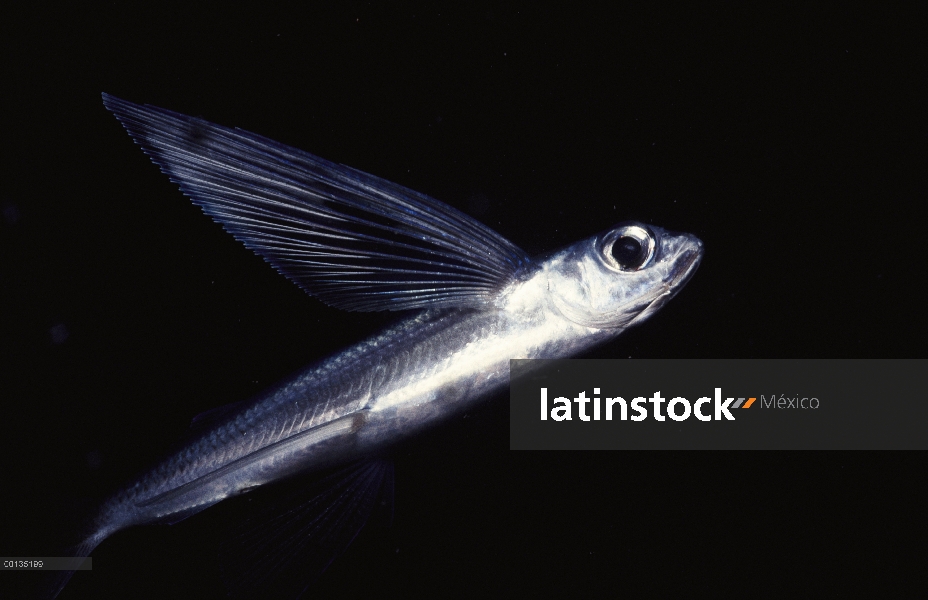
[103,94,530,312]
[188,401,246,432]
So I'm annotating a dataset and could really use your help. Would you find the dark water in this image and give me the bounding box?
[4,5,924,598]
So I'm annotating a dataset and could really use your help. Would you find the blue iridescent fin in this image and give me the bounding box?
[188,400,246,431]
[102,94,529,311]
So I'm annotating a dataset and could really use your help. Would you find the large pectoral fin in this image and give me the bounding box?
[103,94,529,311]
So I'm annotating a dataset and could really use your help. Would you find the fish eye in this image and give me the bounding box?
[601,225,656,272]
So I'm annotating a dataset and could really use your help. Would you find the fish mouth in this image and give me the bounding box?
[625,240,703,328]
[668,242,704,292]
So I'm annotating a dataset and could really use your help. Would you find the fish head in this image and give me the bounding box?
[542,222,703,329]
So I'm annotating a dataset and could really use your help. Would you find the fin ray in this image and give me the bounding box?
[102,94,529,311]
[218,459,394,599]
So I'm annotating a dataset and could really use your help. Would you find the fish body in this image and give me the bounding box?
[44,95,702,598]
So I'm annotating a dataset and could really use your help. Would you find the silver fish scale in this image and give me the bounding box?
[111,308,499,516]
[43,95,702,600]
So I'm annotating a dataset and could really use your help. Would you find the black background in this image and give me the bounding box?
[3,3,925,598]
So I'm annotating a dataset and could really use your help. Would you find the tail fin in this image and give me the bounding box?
[36,535,103,599]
